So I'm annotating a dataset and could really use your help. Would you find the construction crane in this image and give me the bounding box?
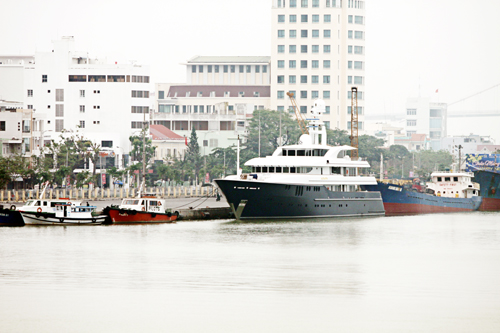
[287,92,309,135]
[350,87,359,160]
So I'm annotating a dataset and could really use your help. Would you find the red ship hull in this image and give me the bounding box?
[478,198,500,211]
[384,202,477,216]
[108,208,178,223]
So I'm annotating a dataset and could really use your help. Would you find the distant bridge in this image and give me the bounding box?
[448,83,500,118]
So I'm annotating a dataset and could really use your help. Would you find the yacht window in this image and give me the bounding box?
[306,150,312,156]
[290,167,296,173]
[453,177,458,181]
[303,167,312,173]
[288,150,296,156]
[445,177,451,182]
[43,201,48,206]
[437,177,442,182]
[124,200,139,205]
[283,167,289,173]
[150,201,158,206]
[141,200,145,205]
[276,167,282,173]
[297,150,306,156]
[269,167,275,173]
[262,167,268,172]
[283,150,287,156]
[256,166,261,172]
[35,201,41,206]
[331,167,341,174]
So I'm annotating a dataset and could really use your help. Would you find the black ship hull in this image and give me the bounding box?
[215,179,385,220]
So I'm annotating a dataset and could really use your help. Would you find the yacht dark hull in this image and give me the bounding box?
[215,179,385,220]
[0,208,24,226]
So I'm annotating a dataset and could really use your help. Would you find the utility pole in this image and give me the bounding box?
[457,145,463,172]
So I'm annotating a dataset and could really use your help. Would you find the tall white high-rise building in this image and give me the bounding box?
[270,0,366,131]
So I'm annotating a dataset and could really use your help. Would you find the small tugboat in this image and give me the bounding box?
[21,204,106,225]
[361,171,482,216]
[0,205,24,226]
[105,196,179,223]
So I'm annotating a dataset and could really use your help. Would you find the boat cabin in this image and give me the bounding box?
[119,197,165,213]
[426,172,480,198]
[55,204,96,218]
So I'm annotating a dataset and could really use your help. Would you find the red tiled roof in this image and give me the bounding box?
[150,125,184,140]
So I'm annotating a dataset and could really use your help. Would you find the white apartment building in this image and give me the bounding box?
[405,97,447,151]
[154,56,272,156]
[186,56,271,86]
[0,37,151,169]
[271,0,366,131]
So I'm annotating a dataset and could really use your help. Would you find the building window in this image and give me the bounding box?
[80,105,85,113]
[255,65,260,73]
[55,119,64,132]
[246,65,251,73]
[323,45,331,53]
[407,109,417,116]
[348,61,352,69]
[42,75,47,83]
[301,15,308,23]
[290,0,297,7]
[278,75,285,84]
[290,30,297,38]
[323,76,330,84]
[301,0,308,7]
[192,66,196,73]
[239,65,244,73]
[56,89,64,102]
[107,75,125,82]
[312,30,319,38]
[231,65,235,73]
[324,30,331,38]
[300,60,307,68]
[68,75,87,82]
[278,15,285,23]
[323,91,330,99]
[289,45,296,53]
[355,16,364,24]
[348,45,353,54]
[354,61,363,69]
[27,89,33,97]
[300,76,308,83]
[348,76,352,84]
[278,45,285,53]
[300,91,307,98]
[278,30,285,38]
[323,60,331,68]
[290,15,297,23]
[312,60,319,68]
[214,65,219,73]
[325,106,330,114]
[407,120,417,126]
[301,45,308,53]
[55,104,64,117]
[301,30,308,38]
[354,46,364,54]
[0,121,5,131]
[300,106,307,113]
[224,65,229,73]
[348,30,353,39]
[354,76,363,84]
[289,75,296,84]
[312,75,319,84]
[263,65,267,73]
[324,14,331,22]
[207,65,212,73]
[312,15,319,23]
[312,0,319,7]
[312,91,319,98]
[312,45,319,53]
[198,65,203,73]
[102,141,113,148]
[348,15,353,23]
[289,60,296,68]
[278,91,285,99]
[79,121,85,128]
[355,31,364,39]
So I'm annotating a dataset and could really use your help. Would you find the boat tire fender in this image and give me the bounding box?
[167,212,172,217]
[37,207,42,213]
[151,213,156,218]
[92,218,96,223]
[59,218,64,223]
[174,211,179,217]
[10,205,16,211]
[141,207,145,212]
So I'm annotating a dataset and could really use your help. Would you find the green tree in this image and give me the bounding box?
[244,109,302,158]
[185,127,202,182]
[129,127,156,186]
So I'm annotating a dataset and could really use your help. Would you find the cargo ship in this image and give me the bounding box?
[360,172,482,216]
[473,169,500,211]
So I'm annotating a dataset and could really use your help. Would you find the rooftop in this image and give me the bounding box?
[187,56,271,64]
[150,125,185,141]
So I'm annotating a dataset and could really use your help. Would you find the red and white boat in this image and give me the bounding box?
[105,196,179,223]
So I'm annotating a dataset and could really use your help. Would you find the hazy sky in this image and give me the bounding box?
[2,0,499,139]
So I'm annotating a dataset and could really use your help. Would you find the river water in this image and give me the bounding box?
[1,212,499,332]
